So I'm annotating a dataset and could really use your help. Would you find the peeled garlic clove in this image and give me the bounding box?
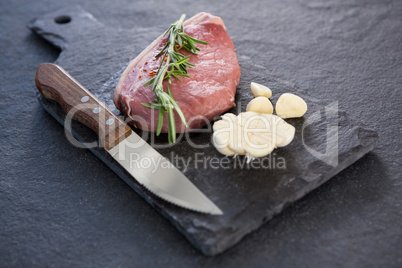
[246,133,275,158]
[251,82,272,98]
[213,118,229,132]
[275,93,307,119]
[245,143,275,158]
[271,117,295,147]
[212,131,235,156]
[221,113,237,123]
[246,97,273,114]
[258,114,295,147]
[212,115,236,156]
[228,124,247,155]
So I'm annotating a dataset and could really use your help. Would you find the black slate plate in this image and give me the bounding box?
[29,6,378,255]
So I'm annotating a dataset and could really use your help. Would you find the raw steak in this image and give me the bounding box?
[114,12,241,133]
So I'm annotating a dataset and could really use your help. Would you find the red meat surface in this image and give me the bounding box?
[114,12,241,133]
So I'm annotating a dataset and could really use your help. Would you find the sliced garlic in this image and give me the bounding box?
[246,97,274,114]
[275,93,308,119]
[212,112,295,159]
[251,82,272,98]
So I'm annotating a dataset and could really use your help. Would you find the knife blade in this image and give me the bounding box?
[35,63,223,215]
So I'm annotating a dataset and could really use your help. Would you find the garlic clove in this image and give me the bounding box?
[228,120,247,155]
[251,82,272,98]
[245,142,275,158]
[275,93,308,119]
[272,117,296,147]
[212,115,235,156]
[246,97,273,114]
[212,131,235,156]
[257,114,295,147]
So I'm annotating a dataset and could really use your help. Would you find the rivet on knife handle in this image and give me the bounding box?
[35,63,131,150]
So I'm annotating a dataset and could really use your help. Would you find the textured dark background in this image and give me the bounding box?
[1,0,401,267]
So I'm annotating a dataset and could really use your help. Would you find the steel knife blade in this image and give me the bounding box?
[35,63,223,215]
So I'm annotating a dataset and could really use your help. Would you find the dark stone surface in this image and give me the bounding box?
[1,0,401,266]
[28,5,379,255]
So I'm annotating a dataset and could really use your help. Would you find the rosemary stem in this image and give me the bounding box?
[158,53,171,88]
[178,14,186,27]
[141,13,207,144]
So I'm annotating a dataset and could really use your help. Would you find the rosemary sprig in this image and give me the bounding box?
[142,14,208,143]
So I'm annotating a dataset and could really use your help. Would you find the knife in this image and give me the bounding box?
[35,63,223,215]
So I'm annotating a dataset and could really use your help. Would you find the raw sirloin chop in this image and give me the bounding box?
[114,12,241,133]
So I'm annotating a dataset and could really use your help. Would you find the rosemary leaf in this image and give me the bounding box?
[141,14,208,143]
[157,107,164,136]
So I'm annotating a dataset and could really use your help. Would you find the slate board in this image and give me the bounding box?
[29,6,378,255]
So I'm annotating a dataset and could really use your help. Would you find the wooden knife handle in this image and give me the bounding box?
[35,63,131,150]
